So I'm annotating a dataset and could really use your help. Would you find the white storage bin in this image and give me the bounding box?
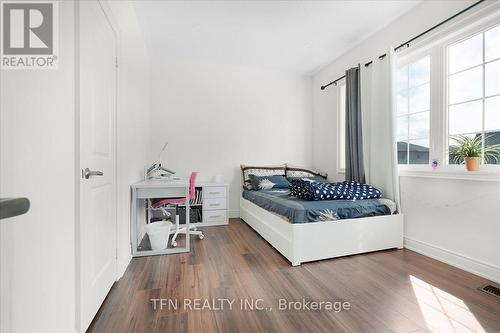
[145,221,172,250]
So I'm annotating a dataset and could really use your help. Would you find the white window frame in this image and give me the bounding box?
[396,3,500,179]
[445,23,500,165]
[337,79,346,174]
[396,54,432,166]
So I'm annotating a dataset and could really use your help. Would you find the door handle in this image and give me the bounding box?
[83,168,104,179]
[0,197,30,219]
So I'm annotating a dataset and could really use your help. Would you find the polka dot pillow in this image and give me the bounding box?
[290,179,381,201]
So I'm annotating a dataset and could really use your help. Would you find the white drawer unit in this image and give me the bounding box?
[203,210,227,223]
[203,186,226,199]
[197,182,229,226]
[203,197,226,211]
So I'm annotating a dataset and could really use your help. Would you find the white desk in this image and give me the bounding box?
[131,178,191,257]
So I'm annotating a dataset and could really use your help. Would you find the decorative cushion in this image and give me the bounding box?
[240,164,286,190]
[286,176,329,184]
[290,180,381,201]
[285,164,328,179]
[249,175,291,190]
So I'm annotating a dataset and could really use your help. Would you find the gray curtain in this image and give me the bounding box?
[345,66,366,183]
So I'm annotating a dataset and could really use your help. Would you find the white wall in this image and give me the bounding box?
[0,2,76,333]
[401,177,500,281]
[106,1,152,278]
[312,0,500,282]
[150,58,312,216]
[0,1,151,332]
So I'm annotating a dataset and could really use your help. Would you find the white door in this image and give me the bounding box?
[79,1,117,332]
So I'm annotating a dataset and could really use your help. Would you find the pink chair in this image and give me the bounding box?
[151,172,204,247]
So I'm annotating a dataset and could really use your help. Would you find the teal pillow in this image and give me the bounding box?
[249,175,291,190]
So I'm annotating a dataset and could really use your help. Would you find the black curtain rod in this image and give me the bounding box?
[320,0,486,90]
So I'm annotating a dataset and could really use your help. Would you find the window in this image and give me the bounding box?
[447,24,500,165]
[338,81,346,171]
[396,14,500,172]
[396,56,431,164]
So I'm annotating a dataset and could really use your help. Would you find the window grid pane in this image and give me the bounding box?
[397,90,408,115]
[485,59,500,97]
[485,24,500,62]
[449,33,483,74]
[485,131,500,164]
[409,111,430,139]
[485,95,500,131]
[409,139,430,164]
[448,66,483,104]
[447,29,500,165]
[449,100,483,135]
[409,83,430,113]
[409,56,430,87]
[397,58,430,165]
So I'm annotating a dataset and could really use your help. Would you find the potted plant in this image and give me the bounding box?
[449,135,500,171]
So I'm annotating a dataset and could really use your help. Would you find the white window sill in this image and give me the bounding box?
[398,165,500,182]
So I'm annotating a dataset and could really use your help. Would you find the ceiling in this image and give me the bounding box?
[133,0,421,74]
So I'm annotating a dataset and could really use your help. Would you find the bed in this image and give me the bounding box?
[242,189,396,223]
[239,169,403,266]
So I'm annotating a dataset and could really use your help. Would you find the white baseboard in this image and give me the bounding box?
[229,210,240,219]
[116,254,132,281]
[404,237,500,283]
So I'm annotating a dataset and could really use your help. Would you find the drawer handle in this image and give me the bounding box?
[208,191,221,195]
[209,215,222,219]
[209,203,220,207]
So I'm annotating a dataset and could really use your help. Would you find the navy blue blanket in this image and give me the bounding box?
[290,179,381,201]
[242,189,392,223]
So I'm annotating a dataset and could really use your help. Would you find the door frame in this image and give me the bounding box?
[75,1,119,332]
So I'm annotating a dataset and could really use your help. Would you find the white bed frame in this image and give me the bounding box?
[240,197,403,266]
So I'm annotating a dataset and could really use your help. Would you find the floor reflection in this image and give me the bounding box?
[410,275,486,333]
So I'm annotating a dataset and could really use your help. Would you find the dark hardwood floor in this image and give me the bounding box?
[88,219,500,333]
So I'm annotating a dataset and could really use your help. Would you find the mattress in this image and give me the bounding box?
[242,189,394,224]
